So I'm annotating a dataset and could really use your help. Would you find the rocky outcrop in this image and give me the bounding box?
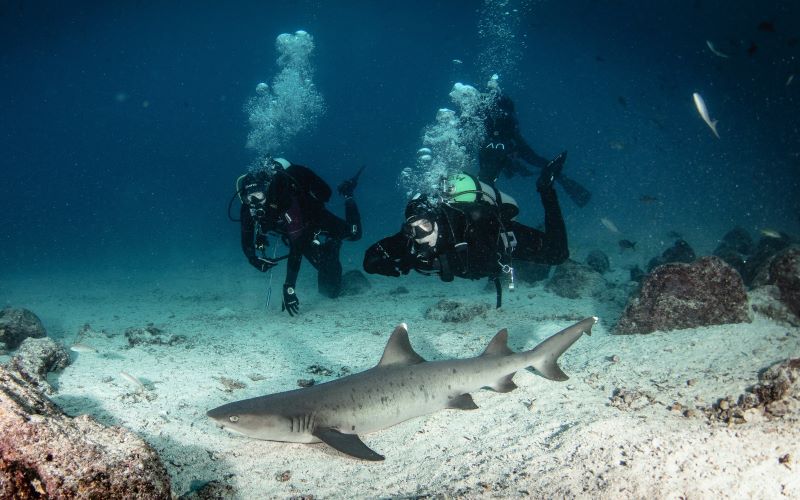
[425,300,491,323]
[339,270,372,296]
[0,366,171,498]
[0,308,46,352]
[704,358,800,424]
[770,247,800,318]
[585,250,610,274]
[615,256,750,334]
[646,239,696,272]
[9,337,70,394]
[545,260,606,299]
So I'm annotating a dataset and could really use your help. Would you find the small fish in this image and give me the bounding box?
[787,75,795,87]
[692,92,720,139]
[120,371,146,390]
[706,40,729,58]
[617,96,627,107]
[667,230,683,239]
[600,217,620,234]
[639,194,659,204]
[760,228,783,239]
[70,343,97,354]
[757,21,775,33]
[618,239,637,251]
[747,42,758,57]
[452,59,463,65]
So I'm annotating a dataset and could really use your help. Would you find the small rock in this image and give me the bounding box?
[297,379,315,388]
[687,379,697,386]
[276,470,291,482]
[586,250,610,274]
[610,355,620,363]
[719,399,730,410]
[424,300,490,323]
[10,337,70,394]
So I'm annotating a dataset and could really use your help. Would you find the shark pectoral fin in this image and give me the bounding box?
[447,393,479,410]
[491,374,518,393]
[312,428,385,461]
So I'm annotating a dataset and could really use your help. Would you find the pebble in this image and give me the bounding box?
[719,400,730,410]
[610,355,620,363]
[686,379,697,386]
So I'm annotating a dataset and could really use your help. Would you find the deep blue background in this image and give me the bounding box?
[1,0,798,278]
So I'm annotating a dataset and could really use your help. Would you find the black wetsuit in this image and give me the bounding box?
[479,94,550,185]
[241,164,361,298]
[363,185,567,286]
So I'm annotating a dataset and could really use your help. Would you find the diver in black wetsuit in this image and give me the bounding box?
[237,158,362,316]
[363,155,568,307]
[479,92,591,207]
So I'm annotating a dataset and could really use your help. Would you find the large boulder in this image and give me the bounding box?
[0,308,46,352]
[0,366,171,498]
[615,256,750,334]
[9,337,70,394]
[545,260,606,299]
[770,247,800,318]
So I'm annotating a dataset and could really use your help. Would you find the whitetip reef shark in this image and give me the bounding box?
[207,316,596,461]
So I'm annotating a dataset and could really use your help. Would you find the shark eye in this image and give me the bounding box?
[229,415,240,423]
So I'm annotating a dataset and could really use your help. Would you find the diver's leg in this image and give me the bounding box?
[316,238,343,298]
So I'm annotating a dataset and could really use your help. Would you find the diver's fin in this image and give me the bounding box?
[313,428,385,461]
[556,173,592,207]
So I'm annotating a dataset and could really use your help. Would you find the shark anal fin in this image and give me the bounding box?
[492,374,518,393]
[312,428,384,461]
[447,393,479,410]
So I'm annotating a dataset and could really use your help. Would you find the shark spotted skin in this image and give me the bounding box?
[207,317,596,460]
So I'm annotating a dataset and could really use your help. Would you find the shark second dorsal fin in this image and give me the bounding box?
[481,329,513,357]
[377,323,426,367]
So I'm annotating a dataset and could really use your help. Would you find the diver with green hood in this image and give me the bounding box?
[363,154,568,307]
[233,158,363,315]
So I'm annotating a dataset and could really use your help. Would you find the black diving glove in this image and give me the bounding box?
[537,151,567,192]
[281,284,300,316]
[249,257,278,272]
[337,165,365,198]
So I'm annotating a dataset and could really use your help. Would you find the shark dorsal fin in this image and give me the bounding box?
[377,323,426,367]
[481,329,513,357]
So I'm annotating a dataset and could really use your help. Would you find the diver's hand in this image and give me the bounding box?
[281,284,300,316]
[250,257,278,272]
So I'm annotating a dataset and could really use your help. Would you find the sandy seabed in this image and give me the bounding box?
[2,261,799,499]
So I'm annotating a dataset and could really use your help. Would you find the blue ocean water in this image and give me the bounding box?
[1,0,798,281]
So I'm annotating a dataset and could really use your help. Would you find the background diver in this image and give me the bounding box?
[479,90,591,207]
[363,154,569,307]
[234,158,363,315]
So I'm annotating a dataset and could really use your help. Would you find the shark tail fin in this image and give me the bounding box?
[710,120,720,139]
[527,317,597,381]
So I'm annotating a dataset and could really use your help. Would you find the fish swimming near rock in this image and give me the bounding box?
[600,217,621,234]
[692,92,720,139]
[207,317,597,461]
[618,239,637,251]
[760,228,783,239]
[70,343,97,354]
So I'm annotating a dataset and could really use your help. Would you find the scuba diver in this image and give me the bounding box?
[235,158,363,316]
[480,90,591,207]
[363,153,569,307]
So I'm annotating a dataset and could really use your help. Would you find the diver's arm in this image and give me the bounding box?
[240,205,258,263]
[363,233,412,277]
[515,136,550,171]
[538,187,569,264]
[284,242,303,287]
[343,197,362,241]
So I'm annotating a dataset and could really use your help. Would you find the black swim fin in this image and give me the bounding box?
[556,173,592,207]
